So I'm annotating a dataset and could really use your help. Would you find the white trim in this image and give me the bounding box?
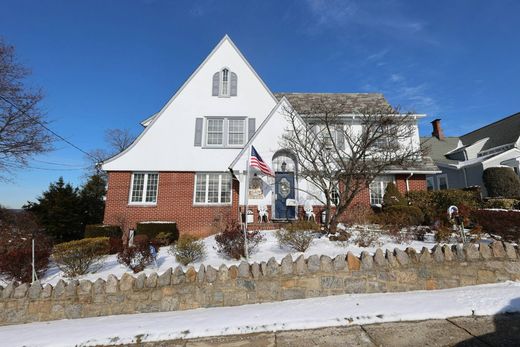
[102,35,278,169]
[219,67,231,97]
[437,173,449,190]
[204,117,247,148]
[128,172,159,205]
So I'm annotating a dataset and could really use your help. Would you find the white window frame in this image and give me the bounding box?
[193,173,233,205]
[426,177,435,191]
[219,68,230,97]
[204,117,247,148]
[369,175,395,206]
[129,172,159,205]
[437,174,449,190]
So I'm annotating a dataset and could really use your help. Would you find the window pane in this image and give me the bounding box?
[195,174,207,203]
[207,119,224,145]
[369,176,393,205]
[439,176,448,190]
[145,174,158,202]
[207,174,220,203]
[228,119,245,145]
[221,69,229,95]
[220,174,232,203]
[131,173,145,202]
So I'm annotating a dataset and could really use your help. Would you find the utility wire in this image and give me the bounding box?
[0,94,98,161]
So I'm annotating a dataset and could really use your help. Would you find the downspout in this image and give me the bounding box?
[405,172,414,192]
[462,168,468,187]
[229,168,242,223]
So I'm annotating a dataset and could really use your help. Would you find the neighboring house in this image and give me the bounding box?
[101,35,438,236]
[421,115,520,194]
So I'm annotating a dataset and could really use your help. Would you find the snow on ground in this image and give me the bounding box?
[1,282,519,347]
[35,228,440,286]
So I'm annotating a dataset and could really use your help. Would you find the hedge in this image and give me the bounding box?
[52,237,110,277]
[483,167,520,198]
[483,198,520,210]
[136,222,179,242]
[472,209,520,242]
[407,189,480,223]
[84,224,122,238]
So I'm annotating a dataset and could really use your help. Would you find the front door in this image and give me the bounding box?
[275,172,295,220]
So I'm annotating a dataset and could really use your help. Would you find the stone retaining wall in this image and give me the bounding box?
[1,242,519,326]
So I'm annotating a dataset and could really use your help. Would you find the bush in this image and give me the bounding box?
[483,198,519,210]
[117,235,154,273]
[108,237,124,254]
[483,167,520,198]
[383,182,407,207]
[472,209,520,242]
[152,232,175,247]
[381,205,425,226]
[52,237,110,277]
[214,219,265,259]
[339,202,375,226]
[0,209,52,283]
[136,222,179,242]
[171,235,206,265]
[275,221,319,252]
[407,189,480,224]
[84,224,122,238]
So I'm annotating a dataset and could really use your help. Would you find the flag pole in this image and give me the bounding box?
[243,146,251,260]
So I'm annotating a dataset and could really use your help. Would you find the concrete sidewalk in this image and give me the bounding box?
[131,314,520,347]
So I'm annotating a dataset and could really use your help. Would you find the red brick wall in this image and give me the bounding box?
[103,172,239,237]
[104,172,427,235]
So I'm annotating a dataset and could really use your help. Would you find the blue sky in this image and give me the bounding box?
[1,0,519,208]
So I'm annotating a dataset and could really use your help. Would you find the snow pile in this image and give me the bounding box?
[1,282,519,346]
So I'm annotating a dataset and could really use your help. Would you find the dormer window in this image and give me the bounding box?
[212,68,237,97]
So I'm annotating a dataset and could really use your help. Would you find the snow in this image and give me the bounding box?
[22,229,441,286]
[1,282,519,347]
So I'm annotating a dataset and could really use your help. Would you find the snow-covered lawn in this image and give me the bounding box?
[1,281,519,347]
[35,228,440,286]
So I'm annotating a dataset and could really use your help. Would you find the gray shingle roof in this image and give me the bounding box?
[460,112,520,150]
[420,136,461,165]
[274,93,392,114]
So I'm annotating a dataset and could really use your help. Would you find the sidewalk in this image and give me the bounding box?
[137,314,520,347]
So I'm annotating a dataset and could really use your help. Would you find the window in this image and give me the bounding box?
[205,117,246,147]
[228,119,246,145]
[331,184,340,205]
[194,173,232,204]
[206,118,224,145]
[130,173,158,204]
[221,68,229,96]
[369,175,394,206]
[437,174,449,190]
[426,177,435,191]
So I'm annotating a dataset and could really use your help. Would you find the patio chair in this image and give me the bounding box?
[304,200,315,222]
[258,204,269,223]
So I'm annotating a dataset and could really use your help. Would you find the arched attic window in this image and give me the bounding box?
[212,68,237,97]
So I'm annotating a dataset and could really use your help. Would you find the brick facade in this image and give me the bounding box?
[103,172,240,237]
[104,172,427,236]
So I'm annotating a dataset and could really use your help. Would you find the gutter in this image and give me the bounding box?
[405,172,414,192]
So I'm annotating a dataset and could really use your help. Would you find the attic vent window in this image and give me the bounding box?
[212,68,237,97]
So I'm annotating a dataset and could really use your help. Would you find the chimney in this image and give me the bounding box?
[431,118,445,140]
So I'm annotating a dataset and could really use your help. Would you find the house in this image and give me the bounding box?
[101,35,439,236]
[421,114,520,194]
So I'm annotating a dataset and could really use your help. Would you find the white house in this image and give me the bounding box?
[101,35,438,236]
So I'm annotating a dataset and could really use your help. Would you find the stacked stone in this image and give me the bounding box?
[0,241,518,326]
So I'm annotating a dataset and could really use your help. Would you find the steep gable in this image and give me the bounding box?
[102,35,278,172]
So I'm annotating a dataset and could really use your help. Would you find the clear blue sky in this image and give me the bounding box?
[1,0,519,208]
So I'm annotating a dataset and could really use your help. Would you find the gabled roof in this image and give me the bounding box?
[420,136,461,165]
[274,93,392,114]
[460,111,520,150]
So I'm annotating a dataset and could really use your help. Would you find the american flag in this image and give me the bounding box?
[250,146,274,176]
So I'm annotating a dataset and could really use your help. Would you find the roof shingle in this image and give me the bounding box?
[274,93,392,114]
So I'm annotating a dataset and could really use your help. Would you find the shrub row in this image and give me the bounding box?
[136,222,179,244]
[472,209,520,242]
[84,224,122,238]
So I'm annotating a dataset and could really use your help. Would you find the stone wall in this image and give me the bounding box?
[1,242,519,326]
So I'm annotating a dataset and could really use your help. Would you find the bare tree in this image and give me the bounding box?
[85,128,135,176]
[280,98,423,232]
[0,39,52,179]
